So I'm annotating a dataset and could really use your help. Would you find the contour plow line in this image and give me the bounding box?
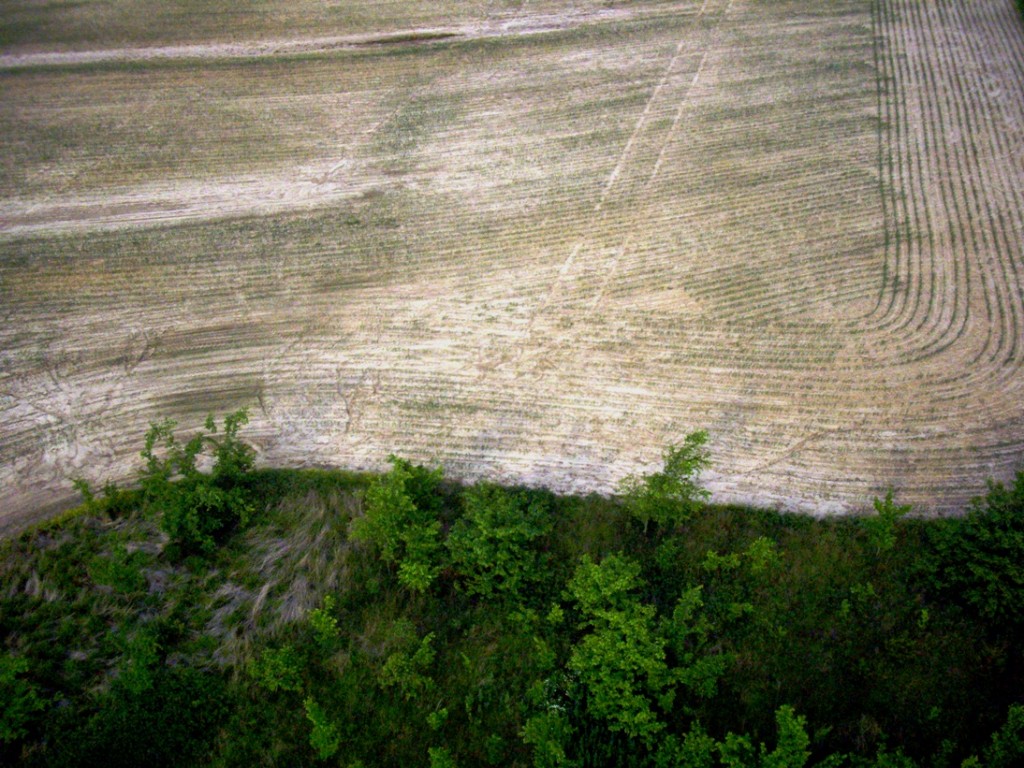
[859,0,1024,387]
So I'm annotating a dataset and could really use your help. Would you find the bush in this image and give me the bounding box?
[861,490,911,554]
[447,484,552,601]
[566,554,674,745]
[88,543,147,594]
[930,471,1024,625]
[0,653,45,745]
[522,710,577,768]
[379,631,436,701]
[309,594,341,650]
[619,431,710,532]
[428,746,457,768]
[139,410,256,555]
[249,646,303,694]
[304,697,342,760]
[71,479,138,520]
[977,703,1024,767]
[350,456,444,592]
[43,667,227,768]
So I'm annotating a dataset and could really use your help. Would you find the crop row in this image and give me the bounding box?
[3,0,1024,525]
[866,0,1024,372]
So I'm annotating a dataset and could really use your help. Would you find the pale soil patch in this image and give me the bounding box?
[2,0,1024,533]
[0,0,643,52]
[0,6,665,70]
[0,166,384,236]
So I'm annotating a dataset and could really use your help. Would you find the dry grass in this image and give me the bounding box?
[204,487,358,665]
[2,0,1024,531]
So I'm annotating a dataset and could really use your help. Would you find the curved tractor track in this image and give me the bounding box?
[1,0,1023,532]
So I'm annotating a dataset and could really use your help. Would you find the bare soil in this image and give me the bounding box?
[2,0,1023,534]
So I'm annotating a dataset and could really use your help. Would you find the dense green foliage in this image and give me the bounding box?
[618,430,710,532]
[1,653,45,744]
[349,456,445,592]
[447,484,553,600]
[137,410,257,556]
[928,472,1024,626]
[1,419,1022,766]
[566,553,678,745]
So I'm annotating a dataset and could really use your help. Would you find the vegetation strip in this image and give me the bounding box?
[2,412,1023,766]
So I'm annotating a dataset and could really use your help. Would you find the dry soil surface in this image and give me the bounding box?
[2,0,1024,533]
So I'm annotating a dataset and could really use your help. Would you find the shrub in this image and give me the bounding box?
[447,484,552,600]
[43,667,227,768]
[139,409,256,555]
[350,456,444,592]
[88,543,147,594]
[249,646,303,693]
[714,706,810,768]
[760,705,811,768]
[72,479,138,519]
[862,490,911,554]
[930,471,1024,625]
[0,654,45,745]
[309,594,341,650]
[428,746,457,768]
[379,631,436,701]
[522,710,578,768]
[619,431,711,532]
[117,626,160,695]
[566,554,673,745]
[961,704,1024,767]
[304,697,341,760]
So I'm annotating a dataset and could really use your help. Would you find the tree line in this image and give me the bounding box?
[1,411,1022,766]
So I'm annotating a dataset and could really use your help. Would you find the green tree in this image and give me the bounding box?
[655,721,719,768]
[619,432,711,532]
[662,586,729,701]
[350,456,444,592]
[429,746,457,768]
[309,594,341,650]
[862,490,911,554]
[88,542,147,594]
[45,667,227,768]
[117,627,160,695]
[249,646,303,693]
[447,484,552,600]
[522,710,579,768]
[961,704,1024,768]
[73,477,139,519]
[566,554,674,745]
[930,471,1024,624]
[379,631,436,701]
[715,707,810,768]
[140,409,256,555]
[304,697,341,760]
[761,706,811,768]
[0,654,45,744]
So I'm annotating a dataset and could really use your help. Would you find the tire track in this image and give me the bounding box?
[476,0,731,375]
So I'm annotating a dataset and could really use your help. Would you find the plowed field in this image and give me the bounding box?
[2,0,1023,532]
